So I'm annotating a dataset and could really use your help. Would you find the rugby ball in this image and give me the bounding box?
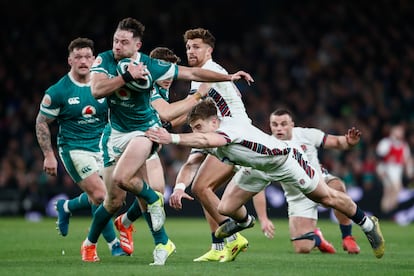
[116,58,149,91]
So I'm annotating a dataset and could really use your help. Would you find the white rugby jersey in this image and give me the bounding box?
[279,127,326,201]
[290,127,326,173]
[190,59,251,123]
[207,117,293,174]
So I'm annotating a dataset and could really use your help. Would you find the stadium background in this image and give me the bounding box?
[1,0,414,225]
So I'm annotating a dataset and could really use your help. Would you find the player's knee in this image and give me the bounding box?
[294,245,312,254]
[191,182,208,199]
[112,175,133,191]
[217,203,230,216]
[104,195,125,213]
[292,240,313,253]
[328,179,346,193]
[89,190,106,205]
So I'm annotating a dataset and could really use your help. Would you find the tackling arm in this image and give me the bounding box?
[145,127,228,148]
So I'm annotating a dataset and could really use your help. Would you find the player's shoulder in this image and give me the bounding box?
[98,50,114,60]
[294,126,323,135]
[203,59,228,74]
[47,74,72,95]
[293,127,324,143]
[141,52,172,68]
[93,50,115,67]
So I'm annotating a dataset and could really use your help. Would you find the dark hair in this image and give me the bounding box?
[183,28,215,48]
[188,98,218,125]
[149,47,181,63]
[117,17,145,39]
[68,37,94,54]
[271,107,294,121]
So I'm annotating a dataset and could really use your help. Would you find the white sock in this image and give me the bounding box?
[83,239,95,246]
[212,242,224,250]
[237,215,252,227]
[360,216,374,232]
[225,234,237,243]
[122,214,133,228]
[63,201,70,213]
[107,238,119,250]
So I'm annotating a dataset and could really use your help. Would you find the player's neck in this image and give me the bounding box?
[70,71,90,84]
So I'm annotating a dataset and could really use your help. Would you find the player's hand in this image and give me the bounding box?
[197,83,212,98]
[169,189,194,210]
[146,127,171,144]
[260,217,275,239]
[345,127,361,146]
[230,70,254,86]
[127,61,148,80]
[43,154,58,176]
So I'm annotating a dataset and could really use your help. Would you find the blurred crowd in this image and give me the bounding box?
[1,0,414,220]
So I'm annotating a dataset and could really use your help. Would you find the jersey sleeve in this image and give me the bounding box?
[39,84,62,118]
[150,86,163,102]
[297,127,326,148]
[376,139,391,156]
[90,54,109,76]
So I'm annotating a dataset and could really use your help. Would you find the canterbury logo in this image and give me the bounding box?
[81,166,92,174]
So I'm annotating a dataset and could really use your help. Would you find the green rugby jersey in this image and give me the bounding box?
[39,73,108,152]
[91,50,178,132]
[150,84,169,102]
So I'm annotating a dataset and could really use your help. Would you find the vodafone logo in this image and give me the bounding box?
[116,88,131,100]
[82,105,96,118]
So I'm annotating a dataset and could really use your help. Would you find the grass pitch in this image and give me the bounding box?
[0,217,412,275]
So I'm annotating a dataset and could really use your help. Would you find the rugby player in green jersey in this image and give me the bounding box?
[35,37,127,257]
[83,17,253,264]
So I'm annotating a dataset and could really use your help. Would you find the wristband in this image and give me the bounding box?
[171,134,180,144]
[121,71,134,83]
[174,183,186,191]
[193,92,202,101]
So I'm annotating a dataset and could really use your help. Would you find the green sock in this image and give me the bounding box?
[67,192,90,212]
[137,182,158,204]
[91,204,116,244]
[143,212,168,245]
[127,199,142,221]
[87,205,112,243]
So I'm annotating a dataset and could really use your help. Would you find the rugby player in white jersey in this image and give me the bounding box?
[269,108,361,254]
[146,99,385,259]
[169,28,273,262]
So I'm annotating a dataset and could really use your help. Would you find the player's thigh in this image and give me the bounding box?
[113,136,152,181]
[220,180,255,213]
[193,154,234,190]
[146,153,165,193]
